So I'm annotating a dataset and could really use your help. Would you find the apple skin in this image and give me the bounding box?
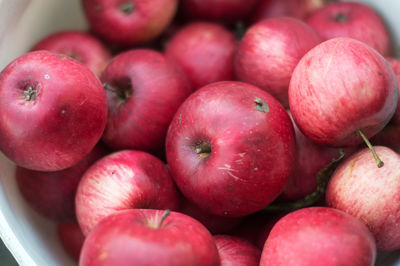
[79,209,220,266]
[386,58,400,124]
[16,144,107,222]
[235,17,321,107]
[101,49,192,152]
[280,112,348,201]
[250,0,326,23]
[214,235,261,266]
[57,222,85,262]
[82,0,178,46]
[31,30,111,77]
[306,2,391,56]
[179,199,242,234]
[289,37,398,147]
[166,81,296,217]
[0,50,107,171]
[165,22,236,90]
[260,207,376,266]
[179,0,258,24]
[326,146,400,251]
[75,150,180,236]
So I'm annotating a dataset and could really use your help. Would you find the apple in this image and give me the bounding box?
[371,124,400,153]
[82,0,178,46]
[0,50,107,171]
[386,58,400,124]
[235,17,321,107]
[16,144,107,222]
[79,209,220,266]
[58,222,85,262]
[280,112,347,201]
[289,38,398,166]
[165,22,236,90]
[214,235,261,266]
[179,0,258,24]
[75,150,180,235]
[306,2,391,56]
[31,30,111,77]
[101,49,191,152]
[166,81,296,217]
[326,146,400,251]
[179,199,242,234]
[260,207,376,266]
[250,0,326,23]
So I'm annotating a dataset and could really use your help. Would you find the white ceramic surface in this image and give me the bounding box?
[0,0,399,265]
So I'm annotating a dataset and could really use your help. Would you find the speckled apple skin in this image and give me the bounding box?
[306,2,391,56]
[75,150,180,236]
[260,207,376,266]
[214,235,261,266]
[327,146,400,251]
[289,37,398,147]
[31,30,111,77]
[166,81,296,217]
[79,209,220,266]
[235,17,321,107]
[166,22,236,90]
[0,51,107,171]
[82,0,178,46]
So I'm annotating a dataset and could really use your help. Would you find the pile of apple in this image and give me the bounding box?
[1,0,400,265]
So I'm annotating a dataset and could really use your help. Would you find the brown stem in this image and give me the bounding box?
[157,209,171,228]
[357,129,384,168]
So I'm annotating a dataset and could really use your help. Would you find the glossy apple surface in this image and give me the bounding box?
[327,146,400,251]
[260,207,376,266]
[166,81,295,217]
[235,17,321,107]
[0,50,107,171]
[31,30,111,77]
[82,0,178,46]
[76,150,180,235]
[289,37,398,147]
[214,235,261,266]
[101,49,191,151]
[79,209,220,266]
[306,2,391,56]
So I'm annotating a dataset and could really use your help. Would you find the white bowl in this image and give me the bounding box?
[0,0,399,265]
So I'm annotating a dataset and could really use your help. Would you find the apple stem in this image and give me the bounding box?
[120,2,134,14]
[103,82,132,101]
[357,129,384,168]
[263,149,345,212]
[24,86,37,101]
[157,209,171,228]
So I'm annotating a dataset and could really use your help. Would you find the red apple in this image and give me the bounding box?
[280,112,346,201]
[235,17,321,107]
[289,38,398,148]
[165,22,236,90]
[31,30,111,77]
[250,0,326,23]
[58,222,85,262]
[326,146,400,251]
[79,209,220,266]
[260,207,376,266]
[16,144,107,222]
[179,0,258,24]
[82,0,178,46]
[371,124,400,153]
[75,150,180,235]
[179,199,242,234]
[0,50,107,171]
[214,235,261,266]
[306,2,391,56]
[101,49,191,152]
[386,58,400,124]
[166,81,296,217]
